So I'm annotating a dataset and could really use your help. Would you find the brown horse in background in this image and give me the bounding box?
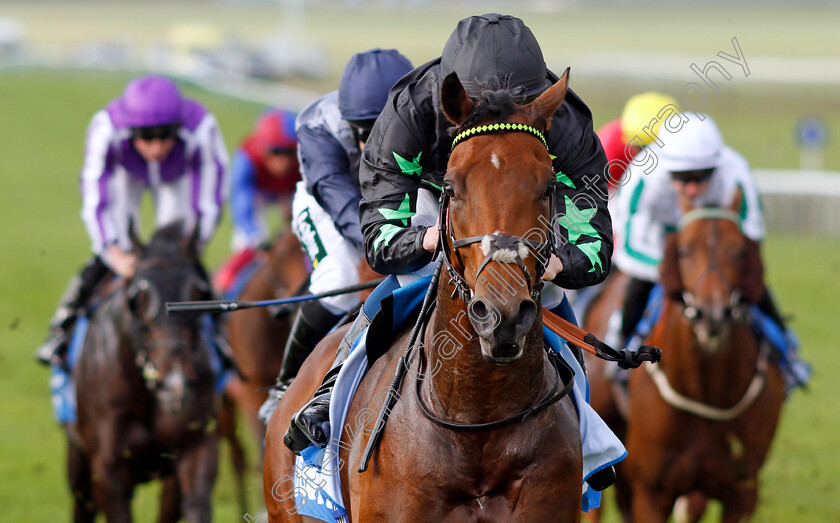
[66,224,219,522]
[579,269,633,521]
[622,192,785,522]
[226,230,309,449]
[265,70,585,521]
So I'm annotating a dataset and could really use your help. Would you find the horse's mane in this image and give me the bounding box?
[451,76,525,135]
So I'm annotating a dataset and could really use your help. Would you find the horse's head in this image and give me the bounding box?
[665,189,754,353]
[439,70,569,363]
[125,222,213,409]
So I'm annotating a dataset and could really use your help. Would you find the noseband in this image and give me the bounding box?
[441,123,555,304]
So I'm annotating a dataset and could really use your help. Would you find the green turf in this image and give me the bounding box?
[0,52,838,523]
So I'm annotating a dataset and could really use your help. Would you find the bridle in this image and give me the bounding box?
[127,261,208,391]
[439,122,557,305]
[676,208,749,326]
[644,207,768,420]
[414,121,573,431]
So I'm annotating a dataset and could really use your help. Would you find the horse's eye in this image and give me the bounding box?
[543,183,556,200]
[443,183,456,198]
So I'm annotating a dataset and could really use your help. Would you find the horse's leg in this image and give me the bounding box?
[67,439,96,523]
[225,367,270,457]
[630,481,673,523]
[218,391,249,514]
[158,475,182,523]
[673,492,708,523]
[89,453,134,523]
[175,431,219,523]
[719,480,757,523]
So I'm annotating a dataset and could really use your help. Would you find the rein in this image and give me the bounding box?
[415,336,574,431]
[359,120,660,470]
[645,344,769,421]
[360,123,553,471]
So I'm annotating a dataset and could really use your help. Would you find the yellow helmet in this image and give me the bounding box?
[620,92,680,146]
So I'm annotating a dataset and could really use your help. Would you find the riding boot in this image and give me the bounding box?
[257,300,344,424]
[36,256,109,367]
[283,308,372,455]
[35,277,82,367]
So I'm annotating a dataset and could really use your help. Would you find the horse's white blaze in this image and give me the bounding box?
[490,151,501,170]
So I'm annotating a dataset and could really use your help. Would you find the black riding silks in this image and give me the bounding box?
[358,59,614,290]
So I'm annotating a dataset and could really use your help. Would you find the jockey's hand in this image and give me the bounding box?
[542,254,564,281]
[423,218,440,253]
[106,244,137,278]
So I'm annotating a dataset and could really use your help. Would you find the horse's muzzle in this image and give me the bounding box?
[469,296,537,363]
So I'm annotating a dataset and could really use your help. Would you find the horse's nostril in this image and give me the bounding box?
[470,299,487,320]
[468,298,500,337]
[516,300,537,328]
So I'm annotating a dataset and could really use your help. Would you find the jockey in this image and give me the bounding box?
[36,75,229,366]
[257,49,414,423]
[612,113,809,388]
[284,14,619,491]
[597,91,680,196]
[569,93,679,322]
[214,109,300,294]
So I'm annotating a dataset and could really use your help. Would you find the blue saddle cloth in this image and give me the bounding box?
[289,277,626,521]
[50,315,232,423]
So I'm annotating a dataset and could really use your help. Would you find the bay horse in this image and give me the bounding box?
[622,192,785,522]
[66,223,219,522]
[226,229,309,448]
[264,70,585,521]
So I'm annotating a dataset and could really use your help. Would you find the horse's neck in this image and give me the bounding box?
[89,292,144,376]
[421,285,549,423]
[658,299,759,405]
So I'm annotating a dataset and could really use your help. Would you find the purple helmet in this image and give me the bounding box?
[120,75,183,128]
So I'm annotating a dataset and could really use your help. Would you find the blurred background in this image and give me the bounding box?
[1,0,838,521]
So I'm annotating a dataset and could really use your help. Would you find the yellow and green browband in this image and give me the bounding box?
[451,123,548,151]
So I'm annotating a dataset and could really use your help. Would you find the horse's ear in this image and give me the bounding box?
[525,67,569,131]
[441,72,474,126]
[128,217,145,255]
[728,186,744,214]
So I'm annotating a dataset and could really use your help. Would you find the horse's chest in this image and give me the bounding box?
[383,415,572,495]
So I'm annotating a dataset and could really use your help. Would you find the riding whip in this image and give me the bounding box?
[165,277,386,315]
